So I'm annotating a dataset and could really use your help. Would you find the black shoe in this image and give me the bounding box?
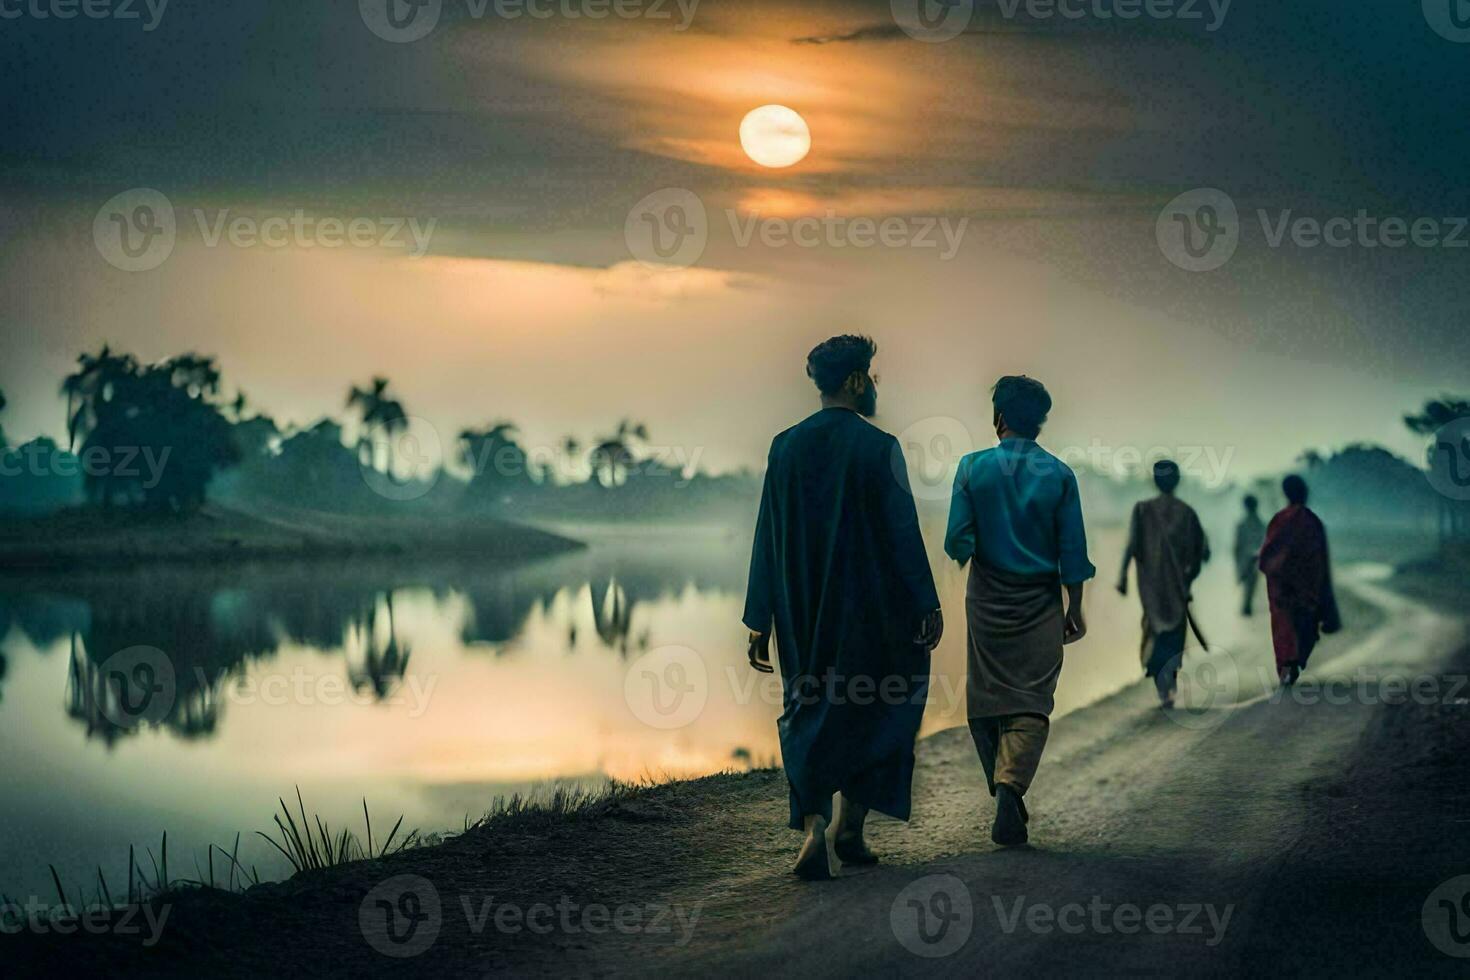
[993,784,1029,846]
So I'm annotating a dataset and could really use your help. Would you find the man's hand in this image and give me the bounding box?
[914,609,944,651]
[1063,607,1087,645]
[1115,578,1128,597]
[747,630,774,673]
[1064,582,1088,645]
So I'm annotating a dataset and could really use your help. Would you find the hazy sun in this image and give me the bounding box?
[739,105,811,168]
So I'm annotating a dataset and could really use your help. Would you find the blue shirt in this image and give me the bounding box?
[944,438,1096,585]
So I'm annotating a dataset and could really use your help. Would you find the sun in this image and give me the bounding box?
[739,105,811,169]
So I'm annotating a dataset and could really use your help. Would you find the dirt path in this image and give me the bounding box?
[8,566,1469,977]
[642,568,1470,977]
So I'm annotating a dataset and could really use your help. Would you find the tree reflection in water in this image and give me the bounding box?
[2,533,748,744]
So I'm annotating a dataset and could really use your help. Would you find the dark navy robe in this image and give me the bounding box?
[743,407,940,829]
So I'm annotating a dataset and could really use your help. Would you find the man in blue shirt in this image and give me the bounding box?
[944,375,1094,846]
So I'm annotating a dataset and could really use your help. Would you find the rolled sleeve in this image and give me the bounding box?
[944,455,977,564]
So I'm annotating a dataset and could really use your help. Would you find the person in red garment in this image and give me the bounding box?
[1258,475,1341,686]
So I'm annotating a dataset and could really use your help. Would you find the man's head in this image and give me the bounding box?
[991,375,1051,439]
[1153,459,1181,494]
[1243,494,1259,514]
[1283,474,1309,505]
[806,334,878,417]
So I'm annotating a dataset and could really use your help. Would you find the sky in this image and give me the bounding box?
[1,0,1467,482]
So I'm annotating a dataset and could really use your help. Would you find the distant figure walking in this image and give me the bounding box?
[944,376,1093,847]
[1117,460,1211,709]
[1234,494,1267,617]
[743,335,942,881]
[1259,475,1340,686]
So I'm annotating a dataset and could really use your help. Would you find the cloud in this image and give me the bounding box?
[791,22,1028,44]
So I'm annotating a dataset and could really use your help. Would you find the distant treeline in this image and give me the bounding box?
[0,347,759,524]
[0,348,1465,542]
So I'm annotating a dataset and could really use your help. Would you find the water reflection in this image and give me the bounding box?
[0,533,749,746]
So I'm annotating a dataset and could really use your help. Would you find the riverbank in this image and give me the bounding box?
[4,553,1467,976]
[0,504,583,573]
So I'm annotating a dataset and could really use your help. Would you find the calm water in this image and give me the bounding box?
[0,520,1265,899]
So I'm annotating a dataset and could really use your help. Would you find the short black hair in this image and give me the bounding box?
[1243,494,1259,511]
[1283,474,1309,505]
[992,376,1051,439]
[806,335,876,395]
[1153,459,1181,493]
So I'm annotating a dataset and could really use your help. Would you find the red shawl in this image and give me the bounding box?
[1258,504,1335,617]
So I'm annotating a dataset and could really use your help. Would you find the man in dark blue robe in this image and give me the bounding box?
[743,335,943,880]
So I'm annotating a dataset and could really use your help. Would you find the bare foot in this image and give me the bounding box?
[793,815,831,880]
[833,833,878,866]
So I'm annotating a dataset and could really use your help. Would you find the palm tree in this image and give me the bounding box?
[590,419,648,488]
[1405,397,1470,546]
[346,377,409,472]
[561,435,583,485]
[459,421,521,486]
[0,386,7,449]
[60,345,134,452]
